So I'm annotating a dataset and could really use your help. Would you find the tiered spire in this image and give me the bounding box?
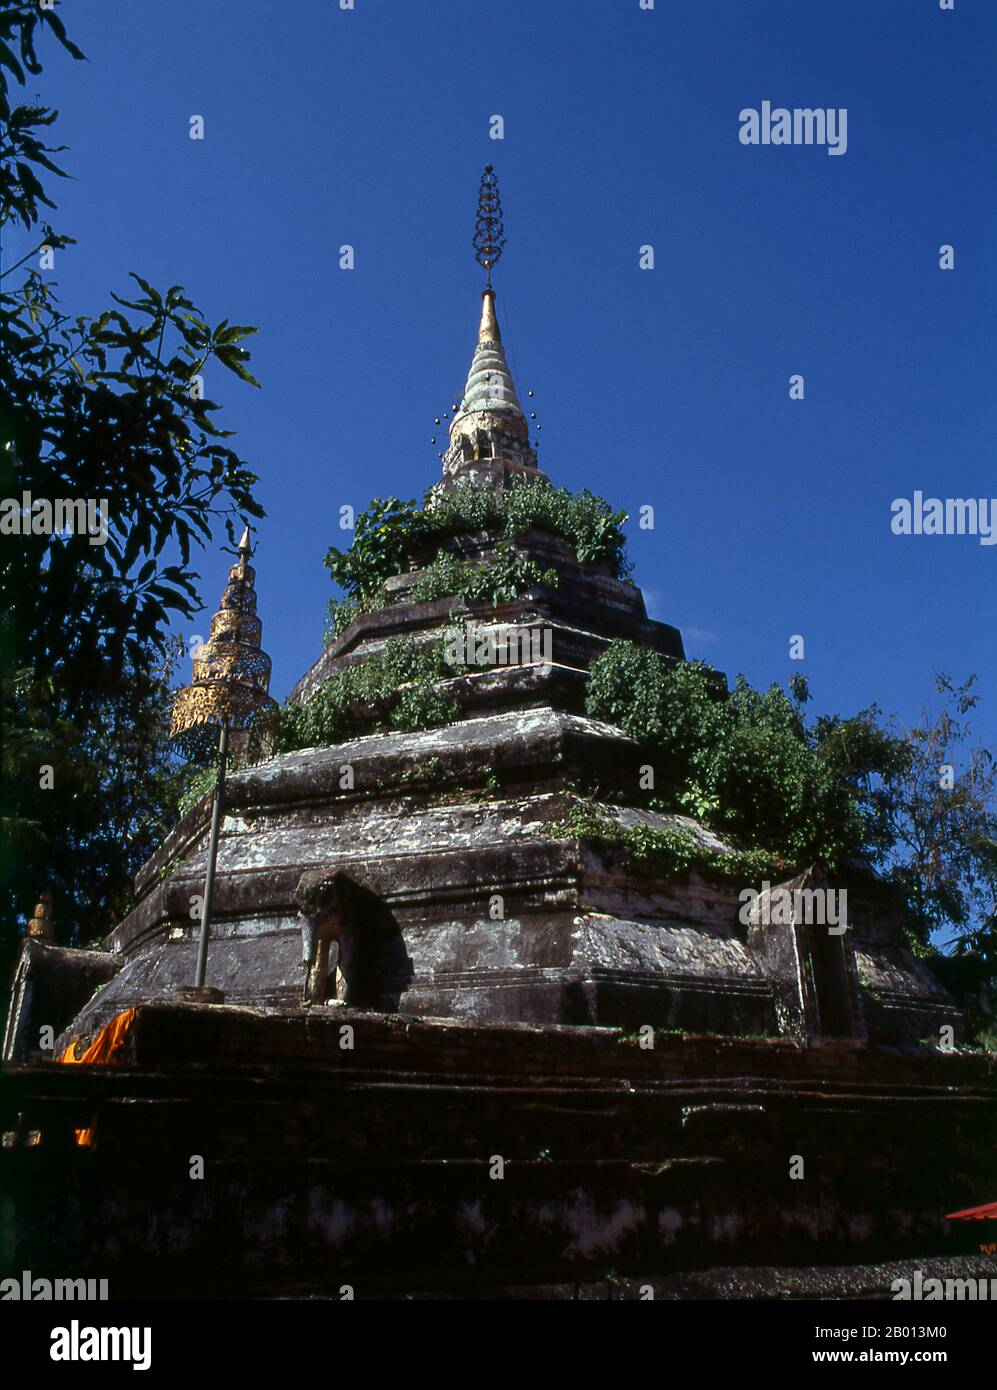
[170,529,278,757]
[442,166,544,491]
[451,290,527,435]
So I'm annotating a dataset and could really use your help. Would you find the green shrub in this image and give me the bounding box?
[417,481,503,543]
[498,481,631,573]
[710,678,863,867]
[323,596,361,645]
[322,481,631,620]
[556,801,782,883]
[419,478,631,575]
[586,641,725,798]
[585,641,895,874]
[178,763,217,817]
[323,497,421,603]
[279,637,463,752]
[411,542,558,607]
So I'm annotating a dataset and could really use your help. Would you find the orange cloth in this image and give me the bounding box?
[59,1007,137,1145]
[60,1007,136,1066]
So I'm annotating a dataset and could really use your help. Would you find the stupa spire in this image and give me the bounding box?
[443,166,541,489]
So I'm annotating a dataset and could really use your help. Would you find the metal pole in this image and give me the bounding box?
[194,720,229,990]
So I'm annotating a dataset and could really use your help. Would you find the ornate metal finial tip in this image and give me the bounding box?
[473,164,506,289]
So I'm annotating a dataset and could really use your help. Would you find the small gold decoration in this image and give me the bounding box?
[27,889,54,940]
[170,529,278,759]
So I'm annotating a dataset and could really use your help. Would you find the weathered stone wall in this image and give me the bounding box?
[291,530,684,707]
[3,707,958,1051]
[2,943,118,1064]
[2,1006,993,1298]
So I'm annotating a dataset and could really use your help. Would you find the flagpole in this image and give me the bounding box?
[193,718,229,993]
[170,528,278,1006]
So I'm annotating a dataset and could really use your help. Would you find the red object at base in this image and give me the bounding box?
[945,1201,997,1221]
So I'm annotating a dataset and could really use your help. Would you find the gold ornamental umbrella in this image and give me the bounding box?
[170,529,278,1000]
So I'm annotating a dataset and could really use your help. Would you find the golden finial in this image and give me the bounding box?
[27,890,54,940]
[477,289,501,345]
[169,529,277,751]
[237,526,252,578]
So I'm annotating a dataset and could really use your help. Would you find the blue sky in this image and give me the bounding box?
[8,0,996,751]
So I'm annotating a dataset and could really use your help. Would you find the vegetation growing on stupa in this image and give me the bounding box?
[409,544,558,607]
[585,644,997,963]
[586,643,876,869]
[417,479,631,574]
[310,470,995,983]
[179,637,468,810]
[554,803,783,885]
[321,480,629,644]
[277,638,465,756]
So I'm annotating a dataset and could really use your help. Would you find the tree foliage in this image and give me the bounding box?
[3,271,262,705]
[3,651,204,946]
[0,6,262,951]
[817,673,997,949]
[324,497,421,605]
[586,642,996,962]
